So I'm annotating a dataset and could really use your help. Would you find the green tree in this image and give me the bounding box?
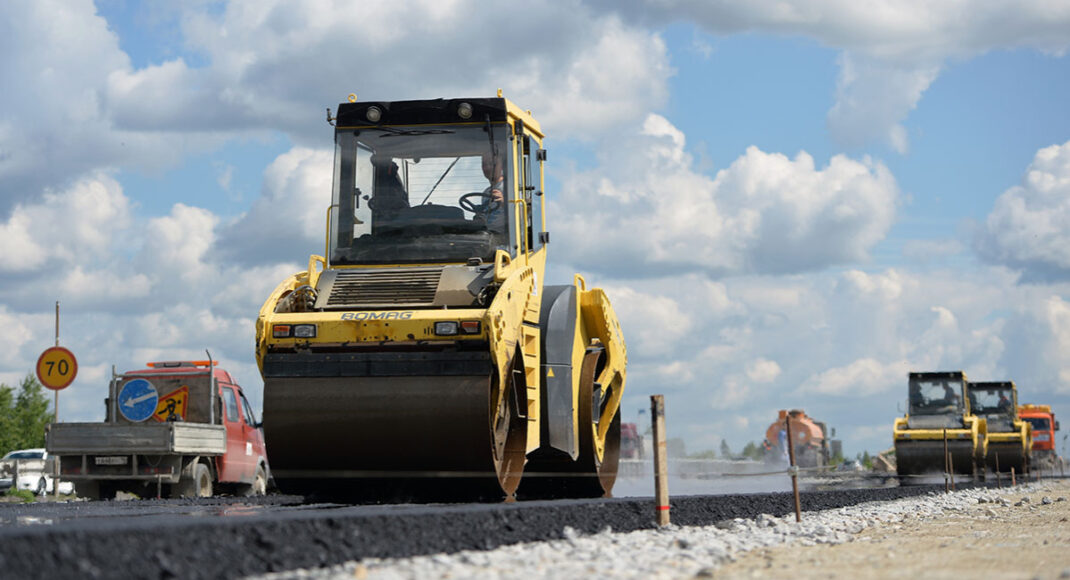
[0,374,54,456]
[689,449,717,460]
[666,437,687,458]
[741,441,764,460]
[0,383,15,454]
[856,450,874,470]
[719,439,732,459]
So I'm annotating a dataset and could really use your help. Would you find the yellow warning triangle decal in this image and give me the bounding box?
[547,368,555,378]
[152,385,190,422]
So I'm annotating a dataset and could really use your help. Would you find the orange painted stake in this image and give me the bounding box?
[943,429,950,493]
[1011,466,1016,486]
[785,417,801,522]
[650,395,670,526]
[995,452,1001,489]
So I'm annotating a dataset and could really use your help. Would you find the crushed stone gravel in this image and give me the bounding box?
[251,482,1055,580]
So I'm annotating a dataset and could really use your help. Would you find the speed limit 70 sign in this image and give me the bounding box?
[36,346,78,390]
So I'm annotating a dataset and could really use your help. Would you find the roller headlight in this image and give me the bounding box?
[435,322,459,336]
[293,324,317,338]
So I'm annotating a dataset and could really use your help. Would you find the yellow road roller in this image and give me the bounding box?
[255,94,627,500]
[894,371,986,482]
[966,380,1031,475]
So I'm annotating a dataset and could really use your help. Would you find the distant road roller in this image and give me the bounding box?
[255,94,627,500]
[967,381,1031,475]
[893,371,986,482]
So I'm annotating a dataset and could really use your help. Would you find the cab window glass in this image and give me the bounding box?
[241,394,258,426]
[223,387,239,422]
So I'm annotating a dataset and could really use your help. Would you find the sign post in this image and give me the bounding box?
[36,301,77,498]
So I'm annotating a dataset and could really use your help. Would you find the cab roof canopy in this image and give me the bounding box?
[909,371,966,381]
[334,96,543,136]
[967,381,1014,389]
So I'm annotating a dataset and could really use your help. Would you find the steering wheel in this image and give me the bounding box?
[459,191,501,214]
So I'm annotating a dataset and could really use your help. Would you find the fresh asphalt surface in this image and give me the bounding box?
[0,477,971,580]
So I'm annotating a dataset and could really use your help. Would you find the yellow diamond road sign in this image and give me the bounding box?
[36,346,78,390]
[153,386,190,422]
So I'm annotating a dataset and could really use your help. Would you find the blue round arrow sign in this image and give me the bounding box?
[118,379,159,422]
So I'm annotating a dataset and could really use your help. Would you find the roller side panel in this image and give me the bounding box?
[538,284,578,459]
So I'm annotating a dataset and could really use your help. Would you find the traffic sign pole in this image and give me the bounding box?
[54,301,59,423]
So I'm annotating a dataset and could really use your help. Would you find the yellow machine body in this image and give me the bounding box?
[255,95,626,499]
[893,371,986,480]
[967,380,1031,474]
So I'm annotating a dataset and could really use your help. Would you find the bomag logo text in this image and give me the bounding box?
[340,311,414,321]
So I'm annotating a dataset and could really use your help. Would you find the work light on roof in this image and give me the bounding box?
[366,106,382,123]
[457,102,473,119]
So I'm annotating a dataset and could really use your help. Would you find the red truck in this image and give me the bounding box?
[46,360,268,499]
[620,423,644,459]
[1019,404,1061,470]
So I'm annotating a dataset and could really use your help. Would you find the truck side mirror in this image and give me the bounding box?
[1056,421,1061,431]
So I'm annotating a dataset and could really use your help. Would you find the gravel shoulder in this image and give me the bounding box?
[252,480,1070,580]
[717,480,1070,579]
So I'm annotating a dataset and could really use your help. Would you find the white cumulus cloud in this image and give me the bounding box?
[0,174,131,272]
[977,140,1070,280]
[553,115,899,277]
[593,0,1070,151]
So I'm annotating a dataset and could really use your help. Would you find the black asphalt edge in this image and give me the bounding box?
[0,484,966,579]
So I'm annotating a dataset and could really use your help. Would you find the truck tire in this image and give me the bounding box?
[171,462,213,498]
[240,464,268,497]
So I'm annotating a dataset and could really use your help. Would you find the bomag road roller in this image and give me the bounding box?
[255,94,627,500]
[967,381,1031,475]
[893,371,986,483]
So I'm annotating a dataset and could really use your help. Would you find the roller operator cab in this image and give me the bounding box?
[893,371,987,482]
[966,381,1031,475]
[256,95,627,500]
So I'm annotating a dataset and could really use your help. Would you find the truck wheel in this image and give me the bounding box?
[172,462,213,498]
[240,464,267,497]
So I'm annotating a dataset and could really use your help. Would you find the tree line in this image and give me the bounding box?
[0,375,55,456]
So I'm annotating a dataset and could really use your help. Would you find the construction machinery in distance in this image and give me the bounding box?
[894,371,986,482]
[762,409,837,468]
[1019,404,1060,471]
[255,94,627,500]
[966,381,1031,475]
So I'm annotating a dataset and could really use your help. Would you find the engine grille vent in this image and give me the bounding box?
[324,267,442,308]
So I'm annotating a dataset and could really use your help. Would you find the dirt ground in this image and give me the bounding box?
[716,480,1070,580]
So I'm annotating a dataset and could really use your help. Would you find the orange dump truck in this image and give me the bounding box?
[1019,404,1060,470]
[763,409,831,468]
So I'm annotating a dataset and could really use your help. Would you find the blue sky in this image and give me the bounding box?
[3,1,1070,460]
